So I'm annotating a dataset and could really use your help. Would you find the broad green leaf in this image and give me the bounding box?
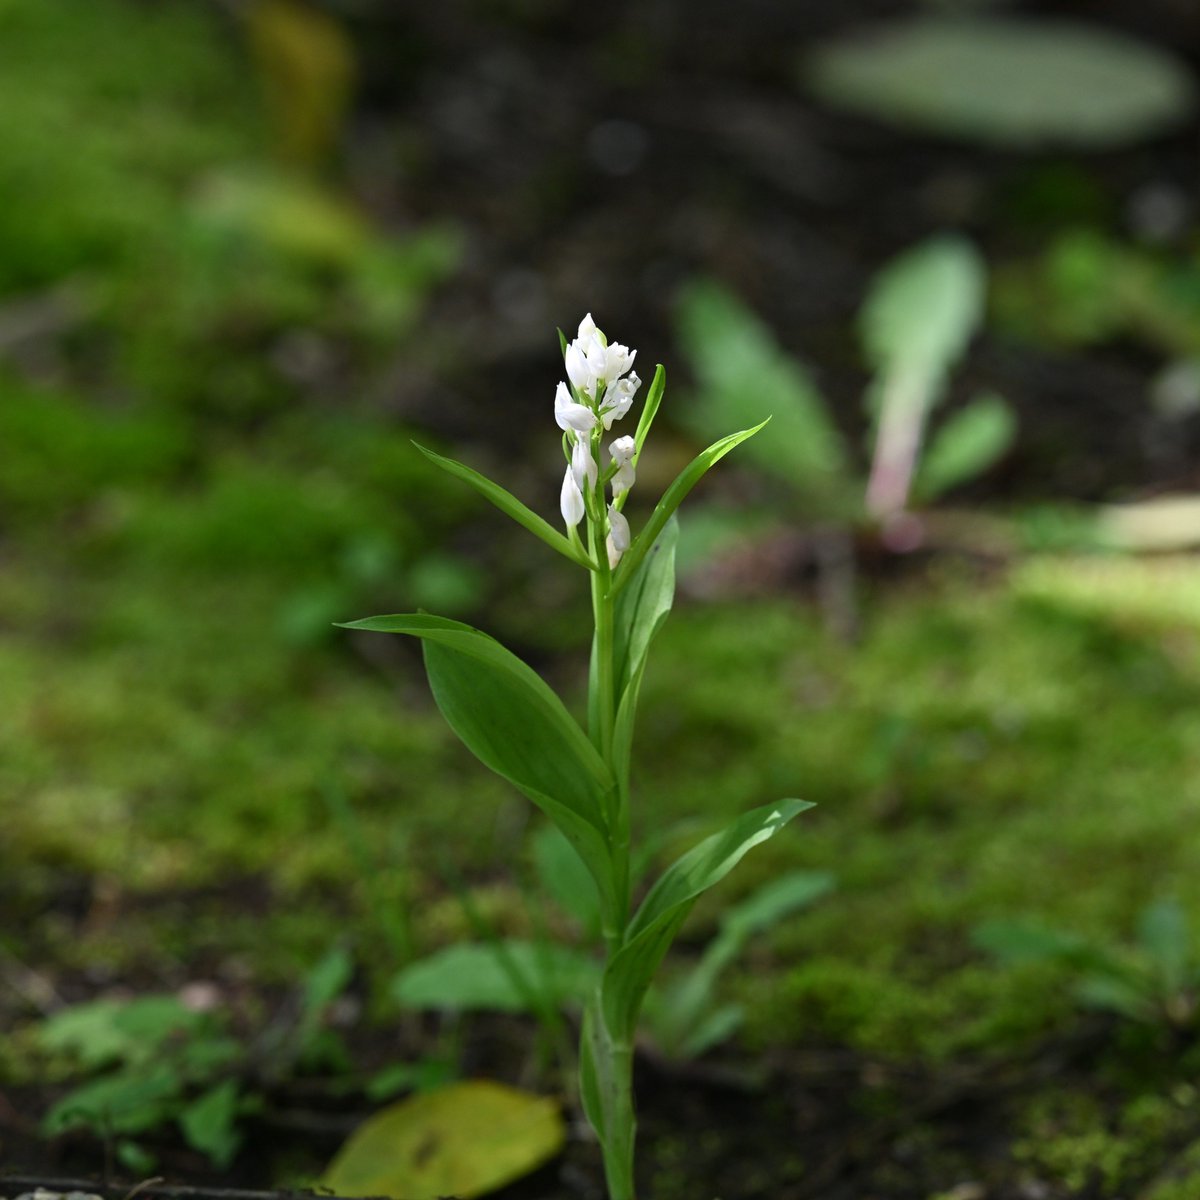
[179,1079,241,1169]
[611,422,769,595]
[915,392,1015,501]
[323,1081,565,1200]
[860,236,985,386]
[413,443,594,570]
[340,614,618,917]
[601,799,812,1040]
[391,941,599,1014]
[39,996,202,1071]
[532,824,602,938]
[806,17,1195,149]
[676,279,849,501]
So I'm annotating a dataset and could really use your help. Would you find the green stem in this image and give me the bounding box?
[601,1040,636,1200]
[583,497,638,1198]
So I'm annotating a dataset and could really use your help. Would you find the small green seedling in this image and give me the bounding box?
[975,900,1199,1029]
[678,236,1014,545]
[38,947,354,1170]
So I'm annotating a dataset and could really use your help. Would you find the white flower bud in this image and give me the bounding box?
[565,342,592,395]
[560,466,585,527]
[606,504,630,568]
[554,381,596,433]
[571,435,598,491]
[609,435,636,497]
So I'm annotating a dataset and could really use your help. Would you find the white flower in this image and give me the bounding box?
[577,312,601,346]
[571,435,597,491]
[554,381,596,433]
[606,504,630,568]
[609,435,636,497]
[600,370,640,429]
[560,466,585,527]
[563,314,637,403]
[565,340,592,395]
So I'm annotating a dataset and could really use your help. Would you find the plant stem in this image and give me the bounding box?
[584,501,638,1199]
[601,1039,636,1200]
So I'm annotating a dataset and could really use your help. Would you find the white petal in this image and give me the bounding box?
[572,436,598,490]
[565,342,592,394]
[554,381,596,433]
[577,313,598,341]
[560,466,585,527]
[599,371,640,428]
[606,505,631,568]
[604,343,635,379]
[609,435,637,496]
[609,435,636,466]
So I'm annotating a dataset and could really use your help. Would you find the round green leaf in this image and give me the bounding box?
[806,17,1195,148]
[323,1080,565,1200]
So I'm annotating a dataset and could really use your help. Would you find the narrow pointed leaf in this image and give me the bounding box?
[341,614,617,915]
[413,443,593,569]
[633,364,666,459]
[612,421,768,594]
[601,798,812,1040]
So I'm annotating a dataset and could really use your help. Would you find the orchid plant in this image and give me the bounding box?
[342,315,811,1200]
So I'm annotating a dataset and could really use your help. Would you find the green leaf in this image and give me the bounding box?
[1076,973,1158,1023]
[719,869,836,945]
[601,799,812,1041]
[39,996,202,1071]
[43,1067,184,1136]
[612,422,769,595]
[323,1080,565,1199]
[179,1079,242,1169]
[972,919,1111,972]
[805,16,1195,149]
[860,236,985,386]
[611,520,678,785]
[915,392,1016,501]
[633,364,666,459]
[391,941,599,1014]
[340,614,618,919]
[1138,900,1192,997]
[675,1003,744,1061]
[676,279,849,502]
[648,869,833,1058]
[532,824,602,938]
[412,442,593,570]
[613,517,677,697]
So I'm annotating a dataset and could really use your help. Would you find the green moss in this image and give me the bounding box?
[1012,1088,1197,1195]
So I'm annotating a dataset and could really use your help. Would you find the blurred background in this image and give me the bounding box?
[5,1,1200,1197]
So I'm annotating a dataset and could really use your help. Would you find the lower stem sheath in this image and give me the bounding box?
[602,1040,637,1200]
